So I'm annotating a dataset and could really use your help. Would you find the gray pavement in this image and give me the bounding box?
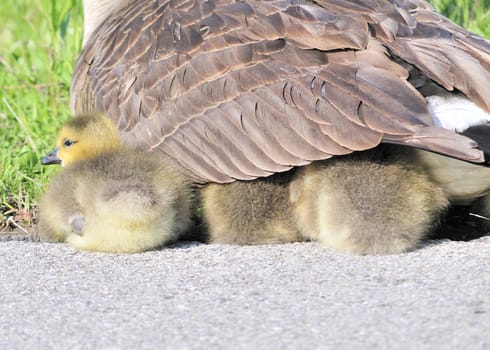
[0,237,489,349]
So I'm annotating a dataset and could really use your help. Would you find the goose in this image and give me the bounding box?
[39,113,193,253]
[71,0,490,250]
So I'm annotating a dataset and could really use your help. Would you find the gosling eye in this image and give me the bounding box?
[63,139,76,148]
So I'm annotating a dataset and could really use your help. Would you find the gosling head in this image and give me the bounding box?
[42,113,122,166]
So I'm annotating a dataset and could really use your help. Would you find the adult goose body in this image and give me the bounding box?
[72,0,490,190]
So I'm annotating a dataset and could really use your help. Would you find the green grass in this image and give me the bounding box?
[0,0,82,230]
[0,0,489,231]
[430,0,490,36]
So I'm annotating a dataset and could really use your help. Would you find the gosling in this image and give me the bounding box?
[39,113,193,253]
[201,146,449,254]
[201,171,302,245]
[290,147,449,254]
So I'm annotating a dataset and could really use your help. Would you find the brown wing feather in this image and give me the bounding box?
[71,0,488,183]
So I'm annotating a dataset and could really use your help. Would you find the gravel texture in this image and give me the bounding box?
[0,238,489,349]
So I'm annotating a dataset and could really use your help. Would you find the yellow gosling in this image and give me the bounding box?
[201,172,302,245]
[290,147,449,254]
[200,146,450,254]
[39,113,192,253]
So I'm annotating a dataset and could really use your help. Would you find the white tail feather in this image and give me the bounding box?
[427,94,490,132]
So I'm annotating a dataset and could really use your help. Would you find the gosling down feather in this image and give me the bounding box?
[201,145,449,254]
[290,146,449,254]
[39,113,193,253]
[72,0,490,187]
[201,171,302,245]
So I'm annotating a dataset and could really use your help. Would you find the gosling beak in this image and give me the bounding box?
[41,147,62,165]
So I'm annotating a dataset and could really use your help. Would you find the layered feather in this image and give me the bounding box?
[72,0,490,182]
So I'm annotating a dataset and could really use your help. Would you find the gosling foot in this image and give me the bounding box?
[68,214,85,236]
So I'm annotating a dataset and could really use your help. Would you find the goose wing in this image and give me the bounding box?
[71,0,489,182]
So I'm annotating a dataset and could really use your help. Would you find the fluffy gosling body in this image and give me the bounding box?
[290,148,449,254]
[200,147,449,254]
[39,113,192,253]
[201,172,302,245]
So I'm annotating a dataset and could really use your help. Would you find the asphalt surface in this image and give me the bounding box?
[0,237,489,349]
